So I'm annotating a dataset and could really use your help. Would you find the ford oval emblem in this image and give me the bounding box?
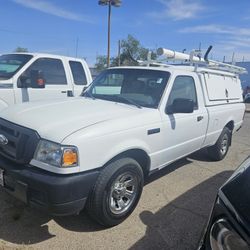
[0,134,8,146]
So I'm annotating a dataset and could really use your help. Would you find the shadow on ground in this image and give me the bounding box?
[0,191,105,245]
[0,153,229,246]
[129,170,233,250]
[145,157,193,185]
[189,148,214,162]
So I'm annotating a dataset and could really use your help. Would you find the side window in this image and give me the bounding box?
[69,61,87,85]
[26,58,67,85]
[167,76,198,108]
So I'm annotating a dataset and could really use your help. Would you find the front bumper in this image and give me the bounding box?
[0,155,99,216]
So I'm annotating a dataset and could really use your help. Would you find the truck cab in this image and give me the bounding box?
[0,53,92,111]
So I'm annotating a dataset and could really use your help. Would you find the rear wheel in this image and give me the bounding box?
[87,157,144,227]
[207,127,231,161]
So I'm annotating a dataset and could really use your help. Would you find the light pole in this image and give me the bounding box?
[98,0,121,68]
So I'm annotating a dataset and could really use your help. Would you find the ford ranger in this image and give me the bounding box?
[0,49,246,227]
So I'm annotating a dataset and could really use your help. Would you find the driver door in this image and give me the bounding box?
[158,74,208,167]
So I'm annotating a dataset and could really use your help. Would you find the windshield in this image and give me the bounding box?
[0,54,33,80]
[84,68,170,108]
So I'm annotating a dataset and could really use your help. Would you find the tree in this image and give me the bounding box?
[14,47,28,52]
[95,55,118,71]
[95,34,157,69]
[95,55,107,71]
[119,35,157,66]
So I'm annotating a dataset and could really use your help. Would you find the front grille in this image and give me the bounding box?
[0,118,40,164]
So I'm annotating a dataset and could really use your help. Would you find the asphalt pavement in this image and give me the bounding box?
[0,113,250,250]
[246,103,250,112]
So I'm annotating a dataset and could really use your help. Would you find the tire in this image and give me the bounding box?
[86,157,144,227]
[207,127,231,161]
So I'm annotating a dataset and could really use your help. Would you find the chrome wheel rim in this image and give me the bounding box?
[220,134,229,155]
[109,172,138,215]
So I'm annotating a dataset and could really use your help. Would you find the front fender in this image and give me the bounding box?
[67,131,152,173]
[98,138,151,168]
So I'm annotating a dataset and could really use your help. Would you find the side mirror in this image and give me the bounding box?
[30,70,45,88]
[166,98,194,114]
[18,70,45,89]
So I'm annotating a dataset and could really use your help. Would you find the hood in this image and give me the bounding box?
[0,79,13,83]
[0,97,143,142]
[0,79,13,88]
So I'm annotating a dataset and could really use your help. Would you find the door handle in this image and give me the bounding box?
[61,90,74,97]
[197,116,204,122]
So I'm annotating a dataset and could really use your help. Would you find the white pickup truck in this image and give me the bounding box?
[0,53,92,111]
[0,48,246,227]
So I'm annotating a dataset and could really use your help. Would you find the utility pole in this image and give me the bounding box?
[118,40,121,66]
[107,1,111,67]
[98,0,122,68]
[75,37,79,58]
[232,52,235,65]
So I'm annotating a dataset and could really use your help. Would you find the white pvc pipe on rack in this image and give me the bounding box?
[157,48,205,63]
[156,47,247,74]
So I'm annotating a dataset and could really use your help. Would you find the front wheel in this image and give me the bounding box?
[207,127,231,161]
[86,158,144,227]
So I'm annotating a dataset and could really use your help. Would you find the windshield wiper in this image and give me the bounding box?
[83,90,95,100]
[111,95,142,109]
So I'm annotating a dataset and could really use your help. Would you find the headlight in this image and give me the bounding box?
[34,140,78,168]
[210,219,249,250]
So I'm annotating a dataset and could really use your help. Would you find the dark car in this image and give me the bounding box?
[199,157,250,250]
[245,93,250,103]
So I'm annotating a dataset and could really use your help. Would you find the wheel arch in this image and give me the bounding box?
[102,148,151,178]
[225,120,234,132]
[224,120,234,146]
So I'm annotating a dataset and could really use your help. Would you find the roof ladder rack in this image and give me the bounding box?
[155,46,247,74]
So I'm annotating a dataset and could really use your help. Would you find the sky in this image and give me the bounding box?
[1,0,250,66]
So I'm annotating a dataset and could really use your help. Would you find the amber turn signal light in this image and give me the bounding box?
[62,149,78,167]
